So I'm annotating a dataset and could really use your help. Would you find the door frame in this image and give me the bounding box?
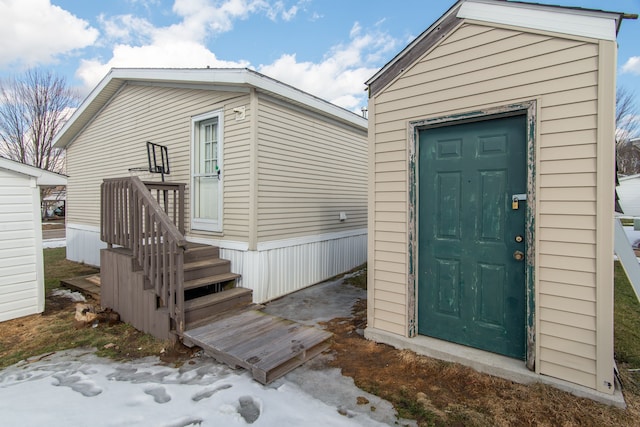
[191,109,224,232]
[407,101,537,370]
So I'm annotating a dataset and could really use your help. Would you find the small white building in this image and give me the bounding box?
[0,157,67,322]
[617,174,640,217]
[365,0,631,403]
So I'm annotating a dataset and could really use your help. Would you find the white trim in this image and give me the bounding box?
[595,38,616,395]
[365,0,622,87]
[128,81,251,94]
[619,174,640,182]
[458,1,617,41]
[257,228,367,251]
[67,222,100,232]
[0,157,67,186]
[190,110,224,232]
[186,236,249,251]
[31,179,45,314]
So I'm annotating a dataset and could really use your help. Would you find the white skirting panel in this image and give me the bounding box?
[221,231,367,303]
[66,224,106,267]
[67,224,367,303]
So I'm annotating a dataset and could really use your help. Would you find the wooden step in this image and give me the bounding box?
[183,272,241,291]
[184,287,252,326]
[184,258,231,281]
[184,242,220,262]
[182,310,332,384]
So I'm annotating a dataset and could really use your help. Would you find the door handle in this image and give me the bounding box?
[513,251,524,261]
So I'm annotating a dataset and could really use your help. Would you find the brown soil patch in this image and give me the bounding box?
[323,298,640,427]
[0,293,197,369]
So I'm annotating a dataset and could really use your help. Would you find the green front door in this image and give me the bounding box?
[417,114,527,359]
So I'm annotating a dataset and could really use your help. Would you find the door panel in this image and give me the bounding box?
[192,116,222,231]
[417,114,527,359]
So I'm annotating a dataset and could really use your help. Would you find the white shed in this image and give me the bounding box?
[617,174,640,216]
[0,157,67,322]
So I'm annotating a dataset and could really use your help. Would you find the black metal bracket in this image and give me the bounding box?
[147,141,170,182]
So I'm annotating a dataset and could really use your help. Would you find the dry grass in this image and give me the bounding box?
[323,270,640,426]
[0,248,193,370]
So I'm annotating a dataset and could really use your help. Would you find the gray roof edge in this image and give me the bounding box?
[53,68,366,148]
[365,0,628,90]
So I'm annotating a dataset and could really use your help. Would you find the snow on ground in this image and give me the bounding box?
[0,349,390,427]
[42,238,66,248]
[51,288,86,302]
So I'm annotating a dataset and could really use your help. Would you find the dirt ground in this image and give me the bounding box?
[0,294,196,369]
[322,298,640,427]
[3,291,640,426]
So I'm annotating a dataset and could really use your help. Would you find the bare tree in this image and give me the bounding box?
[616,86,640,176]
[0,69,79,173]
[617,86,640,147]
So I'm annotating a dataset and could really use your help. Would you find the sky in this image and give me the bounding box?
[0,0,639,115]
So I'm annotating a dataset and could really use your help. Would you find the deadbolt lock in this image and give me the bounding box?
[515,235,523,243]
[513,250,525,261]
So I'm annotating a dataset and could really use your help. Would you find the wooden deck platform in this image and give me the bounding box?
[60,274,101,300]
[183,310,332,384]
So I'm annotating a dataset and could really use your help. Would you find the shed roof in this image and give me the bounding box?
[0,157,67,186]
[53,68,368,149]
[366,0,630,97]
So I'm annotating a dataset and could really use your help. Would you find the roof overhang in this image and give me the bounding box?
[366,0,632,97]
[0,157,67,186]
[53,68,368,149]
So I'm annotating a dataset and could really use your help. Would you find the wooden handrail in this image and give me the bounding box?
[142,181,186,234]
[101,176,187,334]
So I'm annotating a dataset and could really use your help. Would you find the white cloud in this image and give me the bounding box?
[76,40,250,89]
[267,0,306,22]
[75,1,398,113]
[171,0,268,38]
[98,14,155,45]
[77,0,267,90]
[0,0,98,68]
[258,22,397,111]
[622,56,640,75]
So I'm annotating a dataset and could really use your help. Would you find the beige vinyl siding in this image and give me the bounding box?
[371,23,603,389]
[66,84,251,242]
[255,96,367,242]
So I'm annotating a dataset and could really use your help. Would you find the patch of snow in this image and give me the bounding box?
[0,349,392,426]
[43,238,66,248]
[51,288,86,302]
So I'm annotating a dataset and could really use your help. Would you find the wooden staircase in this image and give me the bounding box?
[99,176,331,384]
[100,242,250,339]
[181,243,250,329]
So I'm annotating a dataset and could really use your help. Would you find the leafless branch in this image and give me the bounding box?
[0,69,79,173]
[616,86,640,148]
